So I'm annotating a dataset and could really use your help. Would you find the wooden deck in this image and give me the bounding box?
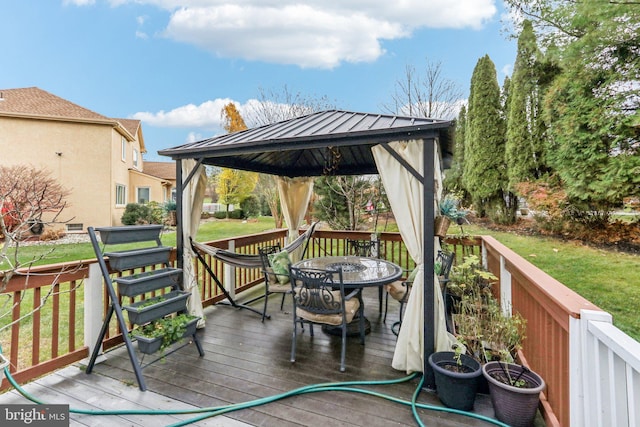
[3,286,502,426]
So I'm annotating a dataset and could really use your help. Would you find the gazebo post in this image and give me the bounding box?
[423,138,436,389]
[175,159,184,271]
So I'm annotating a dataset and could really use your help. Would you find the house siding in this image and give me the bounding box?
[0,114,167,230]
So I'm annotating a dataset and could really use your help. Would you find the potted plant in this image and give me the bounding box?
[131,314,199,355]
[483,361,545,427]
[445,254,497,320]
[123,290,190,325]
[428,345,482,411]
[163,200,178,226]
[435,195,467,237]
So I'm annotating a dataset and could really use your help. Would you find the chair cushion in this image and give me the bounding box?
[296,291,360,326]
[268,249,291,284]
[385,280,411,302]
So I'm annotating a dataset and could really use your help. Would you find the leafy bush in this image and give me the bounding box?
[121,203,157,225]
[240,195,260,218]
[212,209,244,220]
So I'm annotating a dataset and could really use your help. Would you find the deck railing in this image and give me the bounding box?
[1,229,639,427]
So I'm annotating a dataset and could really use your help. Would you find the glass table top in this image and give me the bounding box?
[293,256,403,287]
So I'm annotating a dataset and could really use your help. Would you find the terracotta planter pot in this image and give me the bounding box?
[482,361,545,427]
[434,216,451,238]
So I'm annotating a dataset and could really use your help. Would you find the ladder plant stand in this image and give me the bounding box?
[84,225,204,391]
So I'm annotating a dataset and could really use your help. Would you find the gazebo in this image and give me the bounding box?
[158,109,455,387]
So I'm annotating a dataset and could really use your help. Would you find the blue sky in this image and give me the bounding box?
[2,1,517,161]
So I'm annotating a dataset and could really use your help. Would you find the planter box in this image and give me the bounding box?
[105,246,172,271]
[115,267,182,297]
[123,290,190,325]
[95,225,163,245]
[0,353,8,382]
[134,317,199,355]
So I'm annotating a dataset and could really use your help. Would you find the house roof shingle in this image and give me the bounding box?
[0,87,109,121]
[0,87,144,149]
[143,162,176,181]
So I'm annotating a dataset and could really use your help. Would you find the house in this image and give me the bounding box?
[0,87,175,232]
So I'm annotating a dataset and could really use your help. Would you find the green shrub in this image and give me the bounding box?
[121,203,160,225]
[213,211,227,219]
[240,195,260,218]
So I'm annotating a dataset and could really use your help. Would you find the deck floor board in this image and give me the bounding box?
[3,286,498,426]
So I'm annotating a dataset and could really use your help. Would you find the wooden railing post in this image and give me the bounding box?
[223,240,237,298]
[83,263,105,364]
[499,253,512,317]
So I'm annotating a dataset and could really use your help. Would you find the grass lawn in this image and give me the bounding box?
[453,223,640,341]
[8,216,279,267]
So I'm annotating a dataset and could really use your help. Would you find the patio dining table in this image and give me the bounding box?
[292,255,403,335]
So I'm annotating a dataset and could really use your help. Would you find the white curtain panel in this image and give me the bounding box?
[276,176,314,262]
[181,159,207,327]
[372,140,455,373]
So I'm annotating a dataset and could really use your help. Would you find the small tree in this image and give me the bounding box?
[0,165,70,290]
[313,175,372,231]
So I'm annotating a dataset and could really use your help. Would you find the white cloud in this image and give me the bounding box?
[104,0,498,68]
[64,0,95,5]
[501,63,513,77]
[135,31,149,39]
[131,97,237,128]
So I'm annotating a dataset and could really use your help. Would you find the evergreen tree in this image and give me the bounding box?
[443,106,467,198]
[463,55,509,221]
[505,20,548,190]
[543,2,640,210]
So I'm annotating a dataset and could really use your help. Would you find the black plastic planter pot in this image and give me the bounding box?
[482,361,545,427]
[123,290,190,325]
[134,317,199,355]
[428,351,482,411]
[105,246,172,271]
[96,225,163,245]
[115,267,182,297]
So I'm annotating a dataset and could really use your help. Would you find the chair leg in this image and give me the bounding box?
[290,319,297,363]
[340,322,347,372]
[378,285,383,315]
[280,293,286,311]
[261,290,269,323]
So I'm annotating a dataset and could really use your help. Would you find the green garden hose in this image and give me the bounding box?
[1,345,508,427]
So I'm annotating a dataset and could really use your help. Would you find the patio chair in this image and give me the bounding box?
[346,238,384,314]
[258,244,292,323]
[384,250,455,335]
[289,266,364,372]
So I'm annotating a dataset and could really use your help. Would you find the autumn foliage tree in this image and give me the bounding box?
[216,103,258,217]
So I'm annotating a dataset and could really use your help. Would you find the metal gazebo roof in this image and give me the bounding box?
[159,109,455,388]
[158,110,454,176]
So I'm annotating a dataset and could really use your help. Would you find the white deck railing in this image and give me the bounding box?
[572,310,640,427]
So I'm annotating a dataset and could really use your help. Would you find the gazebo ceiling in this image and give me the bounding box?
[158,110,454,177]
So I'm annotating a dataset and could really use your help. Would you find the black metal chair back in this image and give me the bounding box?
[290,267,345,316]
[346,239,379,258]
[289,266,363,372]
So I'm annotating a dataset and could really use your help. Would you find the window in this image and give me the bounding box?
[66,223,83,232]
[121,137,126,161]
[132,149,139,168]
[137,187,150,204]
[116,184,126,206]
